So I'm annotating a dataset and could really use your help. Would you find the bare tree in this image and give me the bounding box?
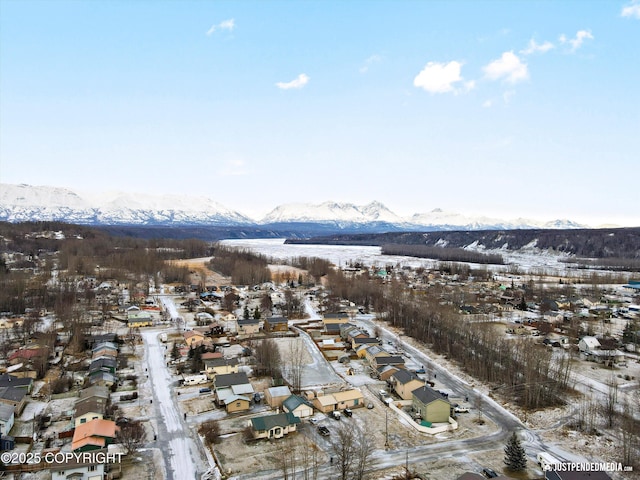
[287,338,306,393]
[602,373,618,428]
[330,422,374,480]
[252,338,282,378]
[116,420,146,455]
[353,424,376,480]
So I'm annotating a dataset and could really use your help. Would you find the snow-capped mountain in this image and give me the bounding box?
[261,201,406,225]
[408,208,584,230]
[0,184,253,226]
[0,183,587,231]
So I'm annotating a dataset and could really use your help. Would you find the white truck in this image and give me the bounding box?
[182,374,208,386]
[159,333,167,343]
[537,451,560,471]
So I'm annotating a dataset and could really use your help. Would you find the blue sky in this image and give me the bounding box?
[1,0,639,226]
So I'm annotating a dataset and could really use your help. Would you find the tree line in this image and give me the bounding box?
[381,244,504,265]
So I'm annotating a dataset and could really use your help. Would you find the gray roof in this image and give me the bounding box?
[237,319,260,326]
[266,386,292,398]
[74,397,108,417]
[0,403,15,422]
[392,369,422,385]
[0,386,26,403]
[374,356,405,366]
[412,385,449,406]
[266,316,288,324]
[0,374,33,389]
[214,372,250,388]
[79,385,110,400]
[204,357,239,368]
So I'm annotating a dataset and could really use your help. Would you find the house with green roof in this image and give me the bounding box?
[248,412,301,440]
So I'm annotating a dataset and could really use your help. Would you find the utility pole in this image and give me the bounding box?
[385,409,389,449]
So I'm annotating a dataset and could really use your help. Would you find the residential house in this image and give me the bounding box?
[0,386,27,414]
[363,345,389,364]
[248,412,301,440]
[371,355,405,371]
[218,311,237,325]
[79,385,110,401]
[237,319,261,335]
[378,365,402,382]
[390,369,425,400]
[323,312,349,325]
[92,342,118,359]
[264,386,292,408]
[282,395,314,419]
[0,374,33,393]
[71,418,119,452]
[578,336,601,353]
[222,395,251,414]
[351,337,380,350]
[88,371,116,388]
[8,347,48,366]
[411,385,451,424]
[201,351,223,361]
[339,323,359,340]
[89,357,117,376]
[74,397,107,428]
[264,316,289,333]
[312,389,364,412]
[203,357,239,378]
[0,404,15,436]
[195,312,215,326]
[333,389,364,409]
[50,456,106,480]
[184,330,205,348]
[126,307,153,328]
[213,372,254,407]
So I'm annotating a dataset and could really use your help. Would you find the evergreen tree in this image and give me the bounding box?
[243,305,250,320]
[504,431,527,471]
[253,307,261,320]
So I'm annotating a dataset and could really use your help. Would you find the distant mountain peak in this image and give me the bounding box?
[0,183,591,231]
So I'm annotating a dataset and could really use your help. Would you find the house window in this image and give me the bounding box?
[89,465,96,471]
[235,402,241,408]
[354,399,359,406]
[80,418,86,424]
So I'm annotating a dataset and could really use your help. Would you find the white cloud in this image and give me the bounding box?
[520,39,555,55]
[275,73,310,90]
[359,54,382,73]
[483,51,528,84]
[220,159,248,176]
[206,18,235,36]
[413,61,472,94]
[622,0,640,18]
[559,30,594,52]
[503,90,515,104]
[482,99,493,108]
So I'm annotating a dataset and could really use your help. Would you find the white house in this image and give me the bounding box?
[578,336,601,353]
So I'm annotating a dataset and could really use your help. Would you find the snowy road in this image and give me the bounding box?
[142,326,210,479]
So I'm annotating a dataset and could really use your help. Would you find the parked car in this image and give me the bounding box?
[309,417,319,425]
[343,408,353,417]
[330,411,341,421]
[318,426,330,436]
[482,467,498,478]
[366,403,374,409]
[199,388,212,395]
[454,406,469,413]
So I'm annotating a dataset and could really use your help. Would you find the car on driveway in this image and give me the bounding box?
[454,406,469,413]
[343,408,353,417]
[482,467,498,478]
[318,426,330,436]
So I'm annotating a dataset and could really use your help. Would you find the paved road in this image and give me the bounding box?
[142,324,212,479]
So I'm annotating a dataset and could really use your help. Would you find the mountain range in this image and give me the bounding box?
[1,183,586,233]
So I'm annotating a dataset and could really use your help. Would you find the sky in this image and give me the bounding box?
[1,0,639,226]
